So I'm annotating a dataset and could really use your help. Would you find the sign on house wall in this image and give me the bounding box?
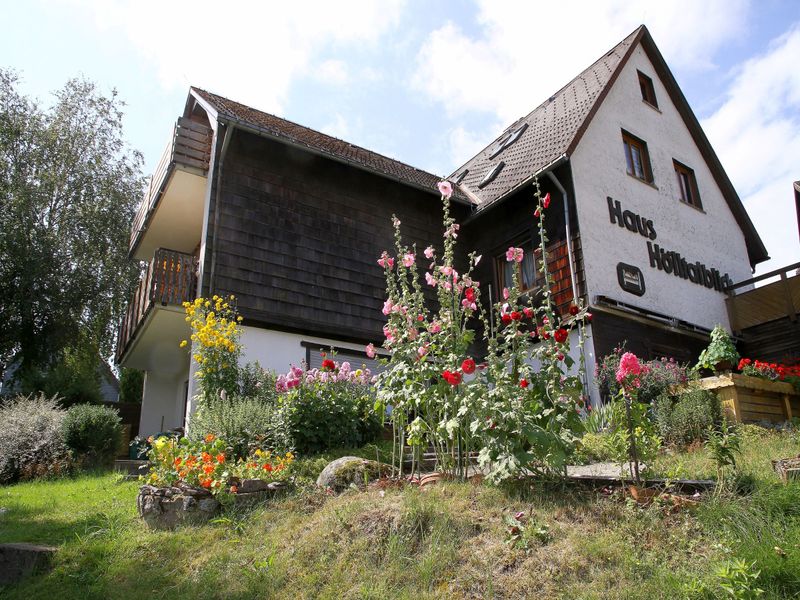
[607,197,732,294]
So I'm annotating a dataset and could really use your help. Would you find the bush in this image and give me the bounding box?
[0,393,72,483]
[282,381,382,455]
[188,395,292,459]
[653,387,721,446]
[595,345,691,404]
[62,404,123,466]
[118,368,144,403]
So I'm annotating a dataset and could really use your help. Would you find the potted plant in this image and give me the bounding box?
[696,325,740,373]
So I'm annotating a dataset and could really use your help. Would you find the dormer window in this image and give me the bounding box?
[489,123,528,159]
[638,71,658,108]
[478,162,505,188]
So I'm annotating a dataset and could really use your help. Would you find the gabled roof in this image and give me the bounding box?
[190,88,475,205]
[450,25,769,268]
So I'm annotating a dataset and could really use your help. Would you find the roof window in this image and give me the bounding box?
[454,169,468,184]
[489,123,528,159]
[478,161,505,188]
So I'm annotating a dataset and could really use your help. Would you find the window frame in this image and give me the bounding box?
[494,242,543,295]
[622,130,654,184]
[637,70,658,108]
[673,159,703,210]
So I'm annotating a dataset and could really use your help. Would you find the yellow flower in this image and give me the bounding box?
[180,340,188,348]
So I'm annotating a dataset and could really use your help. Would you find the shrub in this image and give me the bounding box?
[595,345,690,404]
[62,404,123,466]
[189,395,292,459]
[283,380,382,454]
[118,368,144,403]
[576,431,620,463]
[0,393,72,483]
[653,386,721,446]
[238,362,278,403]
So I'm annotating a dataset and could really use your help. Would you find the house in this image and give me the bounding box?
[115,25,769,436]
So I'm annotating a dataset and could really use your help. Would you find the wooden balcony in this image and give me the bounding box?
[116,249,197,364]
[726,262,800,331]
[129,118,213,256]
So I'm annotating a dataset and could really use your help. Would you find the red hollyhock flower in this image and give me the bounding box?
[501,313,512,325]
[523,307,534,319]
[534,207,540,218]
[511,311,522,321]
[538,327,550,340]
[321,359,336,370]
[585,312,593,323]
[554,328,568,343]
[465,287,476,302]
[543,193,551,209]
[519,379,529,388]
[442,370,462,386]
[569,304,579,316]
[461,358,476,374]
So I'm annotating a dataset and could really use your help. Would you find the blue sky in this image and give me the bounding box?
[2,0,799,276]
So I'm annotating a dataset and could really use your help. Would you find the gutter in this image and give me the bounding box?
[208,122,233,295]
[545,169,579,302]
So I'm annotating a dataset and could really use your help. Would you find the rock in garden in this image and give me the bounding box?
[316,456,390,493]
[0,543,57,585]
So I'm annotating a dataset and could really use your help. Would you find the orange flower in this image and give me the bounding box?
[173,457,182,466]
[203,464,215,475]
[248,462,257,469]
[185,457,196,468]
[262,463,273,472]
[179,470,187,478]
[202,452,213,463]
[230,485,238,494]
[205,434,216,443]
[200,478,212,488]
[215,453,225,464]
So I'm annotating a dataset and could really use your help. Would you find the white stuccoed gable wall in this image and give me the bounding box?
[570,44,753,332]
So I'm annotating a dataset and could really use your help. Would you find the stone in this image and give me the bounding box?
[316,456,390,493]
[137,486,220,530]
[0,543,57,585]
[238,479,271,493]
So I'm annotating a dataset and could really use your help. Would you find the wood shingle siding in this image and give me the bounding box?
[203,130,470,342]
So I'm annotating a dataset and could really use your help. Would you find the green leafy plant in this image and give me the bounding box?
[696,324,740,372]
[715,558,763,599]
[62,403,123,467]
[707,420,741,494]
[653,386,721,446]
[504,510,551,551]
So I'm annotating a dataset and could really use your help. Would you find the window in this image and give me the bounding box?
[622,130,653,184]
[496,245,542,293]
[637,71,658,107]
[673,160,702,209]
[489,122,528,159]
[478,161,505,188]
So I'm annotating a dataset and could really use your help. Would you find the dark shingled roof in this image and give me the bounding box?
[448,27,640,209]
[190,87,474,204]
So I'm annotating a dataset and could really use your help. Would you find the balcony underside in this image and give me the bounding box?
[132,169,207,261]
[119,305,190,373]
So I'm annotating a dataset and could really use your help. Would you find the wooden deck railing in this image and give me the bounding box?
[116,248,197,363]
[726,262,800,331]
[129,117,213,252]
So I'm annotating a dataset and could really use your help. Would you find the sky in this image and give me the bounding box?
[2,0,799,278]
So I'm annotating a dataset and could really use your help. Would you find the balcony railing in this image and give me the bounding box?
[116,248,198,363]
[130,117,213,253]
[726,262,800,331]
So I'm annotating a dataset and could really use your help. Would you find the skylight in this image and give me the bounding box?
[488,123,528,159]
[478,161,505,188]
[454,169,468,184]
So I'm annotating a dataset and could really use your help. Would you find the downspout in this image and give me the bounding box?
[208,122,233,295]
[545,170,579,302]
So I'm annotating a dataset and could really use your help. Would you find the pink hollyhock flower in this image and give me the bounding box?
[461,298,477,311]
[290,365,303,378]
[417,345,429,358]
[382,299,393,315]
[543,193,551,209]
[392,216,401,227]
[440,265,453,277]
[437,180,453,198]
[428,321,442,334]
[424,245,435,259]
[506,247,524,263]
[402,252,415,267]
[377,251,395,269]
[523,307,534,319]
[616,352,643,386]
[444,223,460,239]
[503,287,510,300]
[534,207,540,218]
[365,343,376,359]
[425,272,436,287]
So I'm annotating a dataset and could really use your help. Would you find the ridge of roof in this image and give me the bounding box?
[190,87,475,204]
[448,26,643,209]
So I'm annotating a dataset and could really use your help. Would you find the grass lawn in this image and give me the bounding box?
[1,429,799,599]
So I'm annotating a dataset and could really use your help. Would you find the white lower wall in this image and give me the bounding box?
[140,367,189,437]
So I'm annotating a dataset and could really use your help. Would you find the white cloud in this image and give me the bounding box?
[315,59,349,85]
[321,113,351,139]
[413,0,749,123]
[703,24,800,274]
[66,0,405,114]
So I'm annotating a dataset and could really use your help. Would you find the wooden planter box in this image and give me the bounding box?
[698,373,800,423]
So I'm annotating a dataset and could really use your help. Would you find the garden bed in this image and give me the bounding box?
[698,373,800,423]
